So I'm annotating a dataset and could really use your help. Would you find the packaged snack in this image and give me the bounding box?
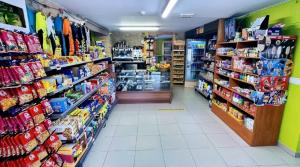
[27,104,45,125]
[0,89,18,111]
[32,35,43,53]
[10,61,29,84]
[0,29,18,52]
[20,62,35,83]
[44,133,62,152]
[49,97,69,113]
[18,110,35,130]
[51,153,63,166]
[0,35,6,53]
[33,81,47,98]
[32,145,48,160]
[41,157,58,167]
[12,32,28,53]
[35,61,47,77]
[28,61,46,79]
[16,85,34,105]
[23,153,41,167]
[41,78,57,93]
[31,124,50,144]
[41,99,54,116]
[18,132,38,153]
[23,34,36,53]
[42,119,52,130]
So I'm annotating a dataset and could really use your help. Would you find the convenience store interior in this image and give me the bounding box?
[0,0,300,167]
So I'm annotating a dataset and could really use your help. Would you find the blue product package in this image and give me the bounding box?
[49,97,70,113]
[63,69,74,82]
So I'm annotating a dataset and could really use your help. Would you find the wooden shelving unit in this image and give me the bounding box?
[210,19,297,146]
[212,36,295,146]
[172,40,185,84]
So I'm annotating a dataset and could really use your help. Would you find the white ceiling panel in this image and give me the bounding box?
[49,0,286,32]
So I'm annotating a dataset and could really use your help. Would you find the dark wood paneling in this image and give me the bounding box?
[117,91,172,104]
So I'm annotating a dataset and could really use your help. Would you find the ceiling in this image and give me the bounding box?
[50,0,286,32]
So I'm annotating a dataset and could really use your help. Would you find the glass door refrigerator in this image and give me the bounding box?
[185,39,206,85]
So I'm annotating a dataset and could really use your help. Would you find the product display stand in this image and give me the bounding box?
[172,40,185,84]
[212,33,296,146]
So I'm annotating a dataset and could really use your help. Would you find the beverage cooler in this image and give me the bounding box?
[185,39,206,82]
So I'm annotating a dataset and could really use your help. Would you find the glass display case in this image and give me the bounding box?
[116,70,171,92]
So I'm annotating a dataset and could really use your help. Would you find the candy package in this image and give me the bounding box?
[32,35,43,53]
[18,132,38,153]
[20,62,35,82]
[0,29,18,52]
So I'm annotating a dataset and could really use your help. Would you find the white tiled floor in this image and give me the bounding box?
[84,87,300,167]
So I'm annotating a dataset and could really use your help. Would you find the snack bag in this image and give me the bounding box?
[0,36,6,53]
[12,32,28,53]
[0,30,18,52]
[0,89,17,111]
[44,133,62,152]
[32,145,48,160]
[42,119,52,130]
[10,61,28,84]
[18,132,38,153]
[23,152,41,167]
[18,110,35,131]
[35,61,47,77]
[23,34,36,53]
[41,157,58,167]
[31,124,50,144]
[20,62,34,82]
[27,104,45,125]
[16,85,34,105]
[33,81,47,98]
[41,99,54,116]
[51,153,63,166]
[32,35,43,53]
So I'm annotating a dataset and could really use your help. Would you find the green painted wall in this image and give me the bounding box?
[241,0,300,153]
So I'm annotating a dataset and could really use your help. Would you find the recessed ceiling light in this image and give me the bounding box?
[162,0,178,19]
[119,26,160,31]
[180,13,195,18]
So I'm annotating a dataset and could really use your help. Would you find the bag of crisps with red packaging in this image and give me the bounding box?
[18,110,35,131]
[16,85,34,105]
[0,89,18,112]
[23,34,36,54]
[44,133,62,153]
[0,30,18,53]
[32,145,48,160]
[18,132,38,153]
[12,32,28,53]
[27,104,45,125]
[23,152,41,167]
[31,124,50,144]
[41,99,54,116]
[33,81,47,98]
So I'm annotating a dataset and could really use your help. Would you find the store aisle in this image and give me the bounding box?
[83,87,300,167]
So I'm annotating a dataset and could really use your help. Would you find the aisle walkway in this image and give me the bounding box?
[84,87,300,167]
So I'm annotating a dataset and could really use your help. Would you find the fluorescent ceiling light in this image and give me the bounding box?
[119,26,159,31]
[162,0,178,19]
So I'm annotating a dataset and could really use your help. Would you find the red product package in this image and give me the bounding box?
[31,124,50,144]
[20,62,35,82]
[42,119,52,130]
[18,110,35,130]
[18,132,38,153]
[23,152,41,167]
[259,77,272,92]
[27,104,45,125]
[10,63,30,84]
[274,76,288,90]
[44,133,62,153]
[0,117,6,135]
[28,61,46,78]
[0,36,6,53]
[0,30,18,52]
[41,99,54,116]
[23,34,36,53]
[41,157,58,167]
[51,153,63,166]
[16,85,34,105]
[31,35,43,53]
[12,32,28,53]
[32,145,48,160]
[33,81,47,98]
[0,89,18,112]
